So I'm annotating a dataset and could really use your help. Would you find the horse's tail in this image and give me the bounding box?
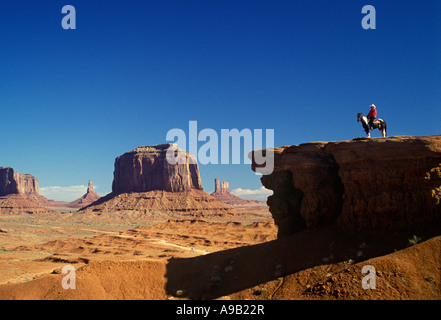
[383,120,387,137]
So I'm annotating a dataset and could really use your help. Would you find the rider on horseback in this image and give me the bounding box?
[367,104,377,129]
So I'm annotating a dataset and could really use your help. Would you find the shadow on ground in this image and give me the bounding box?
[164,227,430,299]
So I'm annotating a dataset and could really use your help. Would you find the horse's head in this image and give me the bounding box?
[357,113,363,122]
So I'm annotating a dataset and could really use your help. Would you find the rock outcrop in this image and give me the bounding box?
[67,180,101,209]
[251,135,441,237]
[214,178,221,193]
[81,145,239,218]
[210,179,267,207]
[0,167,78,214]
[112,144,203,194]
[0,167,39,196]
[0,167,17,196]
[0,167,54,215]
[16,174,39,195]
[221,181,229,194]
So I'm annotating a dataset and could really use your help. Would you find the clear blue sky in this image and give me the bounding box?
[1,0,440,201]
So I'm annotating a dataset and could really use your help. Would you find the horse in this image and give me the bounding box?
[357,113,387,138]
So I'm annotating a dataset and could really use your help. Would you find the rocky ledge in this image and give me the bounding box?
[251,135,441,237]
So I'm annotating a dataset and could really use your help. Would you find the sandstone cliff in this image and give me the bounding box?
[0,167,17,196]
[251,135,441,237]
[81,145,238,218]
[112,144,203,194]
[0,167,54,215]
[0,167,75,214]
[0,167,39,196]
[16,174,39,195]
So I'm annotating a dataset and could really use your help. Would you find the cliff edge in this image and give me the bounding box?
[251,135,441,237]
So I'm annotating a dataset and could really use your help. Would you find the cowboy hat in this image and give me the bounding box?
[370,104,376,109]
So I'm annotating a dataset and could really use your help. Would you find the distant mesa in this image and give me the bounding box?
[0,166,102,214]
[0,167,39,196]
[210,178,267,207]
[81,144,240,218]
[0,167,55,215]
[112,144,203,194]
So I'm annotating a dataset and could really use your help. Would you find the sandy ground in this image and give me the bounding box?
[0,206,274,286]
[0,206,440,300]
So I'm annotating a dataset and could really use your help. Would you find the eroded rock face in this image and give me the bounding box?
[0,167,39,196]
[16,174,39,195]
[112,144,203,194]
[251,135,441,237]
[0,167,17,196]
[83,145,240,218]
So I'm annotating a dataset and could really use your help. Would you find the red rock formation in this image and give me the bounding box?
[214,178,220,193]
[0,167,65,213]
[67,180,101,209]
[81,145,239,218]
[210,179,267,207]
[0,167,38,196]
[221,181,229,194]
[112,144,203,194]
[251,135,441,237]
[0,167,54,215]
[16,174,39,195]
[0,167,17,196]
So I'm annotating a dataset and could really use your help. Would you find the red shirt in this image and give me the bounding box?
[368,109,377,118]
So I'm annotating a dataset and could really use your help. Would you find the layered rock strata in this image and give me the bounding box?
[0,167,54,215]
[251,135,441,237]
[0,167,39,196]
[82,145,239,218]
[112,144,203,194]
[80,189,240,218]
[0,194,55,215]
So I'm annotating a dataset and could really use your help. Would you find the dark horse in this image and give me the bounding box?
[357,113,387,138]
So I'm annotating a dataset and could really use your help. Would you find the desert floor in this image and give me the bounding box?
[0,206,439,300]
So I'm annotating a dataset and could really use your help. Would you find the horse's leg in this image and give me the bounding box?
[362,120,370,138]
[365,127,371,138]
[379,121,386,137]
